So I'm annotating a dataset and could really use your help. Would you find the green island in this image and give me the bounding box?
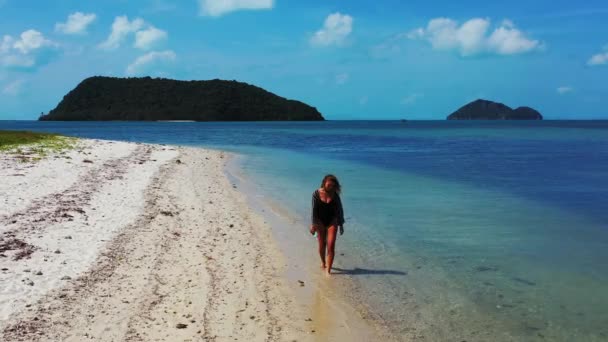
[39,76,324,121]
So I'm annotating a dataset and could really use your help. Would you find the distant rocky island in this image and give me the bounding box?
[447,99,542,120]
[39,76,324,121]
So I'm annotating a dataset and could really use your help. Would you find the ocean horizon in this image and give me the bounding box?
[1,120,607,341]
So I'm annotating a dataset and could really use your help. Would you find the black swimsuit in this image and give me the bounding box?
[311,189,345,228]
[318,198,337,226]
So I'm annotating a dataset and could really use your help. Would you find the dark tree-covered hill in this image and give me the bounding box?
[447,99,543,120]
[39,76,324,121]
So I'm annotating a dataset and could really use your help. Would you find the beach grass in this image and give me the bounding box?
[0,130,78,160]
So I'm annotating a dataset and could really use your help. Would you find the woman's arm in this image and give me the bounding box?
[311,190,320,233]
[336,194,344,227]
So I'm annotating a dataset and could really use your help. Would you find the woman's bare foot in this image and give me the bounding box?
[321,263,326,269]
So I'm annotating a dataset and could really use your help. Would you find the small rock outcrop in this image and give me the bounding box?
[447,99,543,120]
[512,106,543,120]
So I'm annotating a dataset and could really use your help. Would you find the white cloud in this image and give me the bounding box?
[417,18,489,55]
[147,0,177,13]
[99,16,169,51]
[13,30,54,54]
[55,12,97,35]
[0,54,35,68]
[2,79,25,96]
[0,36,13,56]
[407,28,425,40]
[134,26,168,50]
[335,72,349,85]
[487,25,540,54]
[126,50,176,75]
[588,52,608,65]
[99,16,145,50]
[588,46,608,66]
[557,86,574,94]
[0,30,54,68]
[401,93,424,105]
[408,18,540,56]
[501,19,515,28]
[310,13,353,47]
[199,0,274,17]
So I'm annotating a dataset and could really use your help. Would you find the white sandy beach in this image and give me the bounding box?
[0,138,380,341]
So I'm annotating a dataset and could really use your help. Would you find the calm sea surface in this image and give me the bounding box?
[2,120,607,341]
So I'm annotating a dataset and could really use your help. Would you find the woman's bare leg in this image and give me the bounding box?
[325,225,338,275]
[316,226,327,269]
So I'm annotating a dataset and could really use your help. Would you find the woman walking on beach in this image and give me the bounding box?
[310,174,345,275]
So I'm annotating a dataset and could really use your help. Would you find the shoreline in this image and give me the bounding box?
[0,138,381,341]
[224,154,389,341]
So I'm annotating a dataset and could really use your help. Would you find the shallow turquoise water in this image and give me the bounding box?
[2,120,607,341]
[233,145,608,341]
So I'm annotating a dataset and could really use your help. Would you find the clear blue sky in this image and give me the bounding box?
[0,0,607,120]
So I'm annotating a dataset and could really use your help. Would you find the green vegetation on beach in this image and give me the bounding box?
[0,130,78,160]
[0,130,59,148]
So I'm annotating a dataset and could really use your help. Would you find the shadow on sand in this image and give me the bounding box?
[331,267,407,276]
